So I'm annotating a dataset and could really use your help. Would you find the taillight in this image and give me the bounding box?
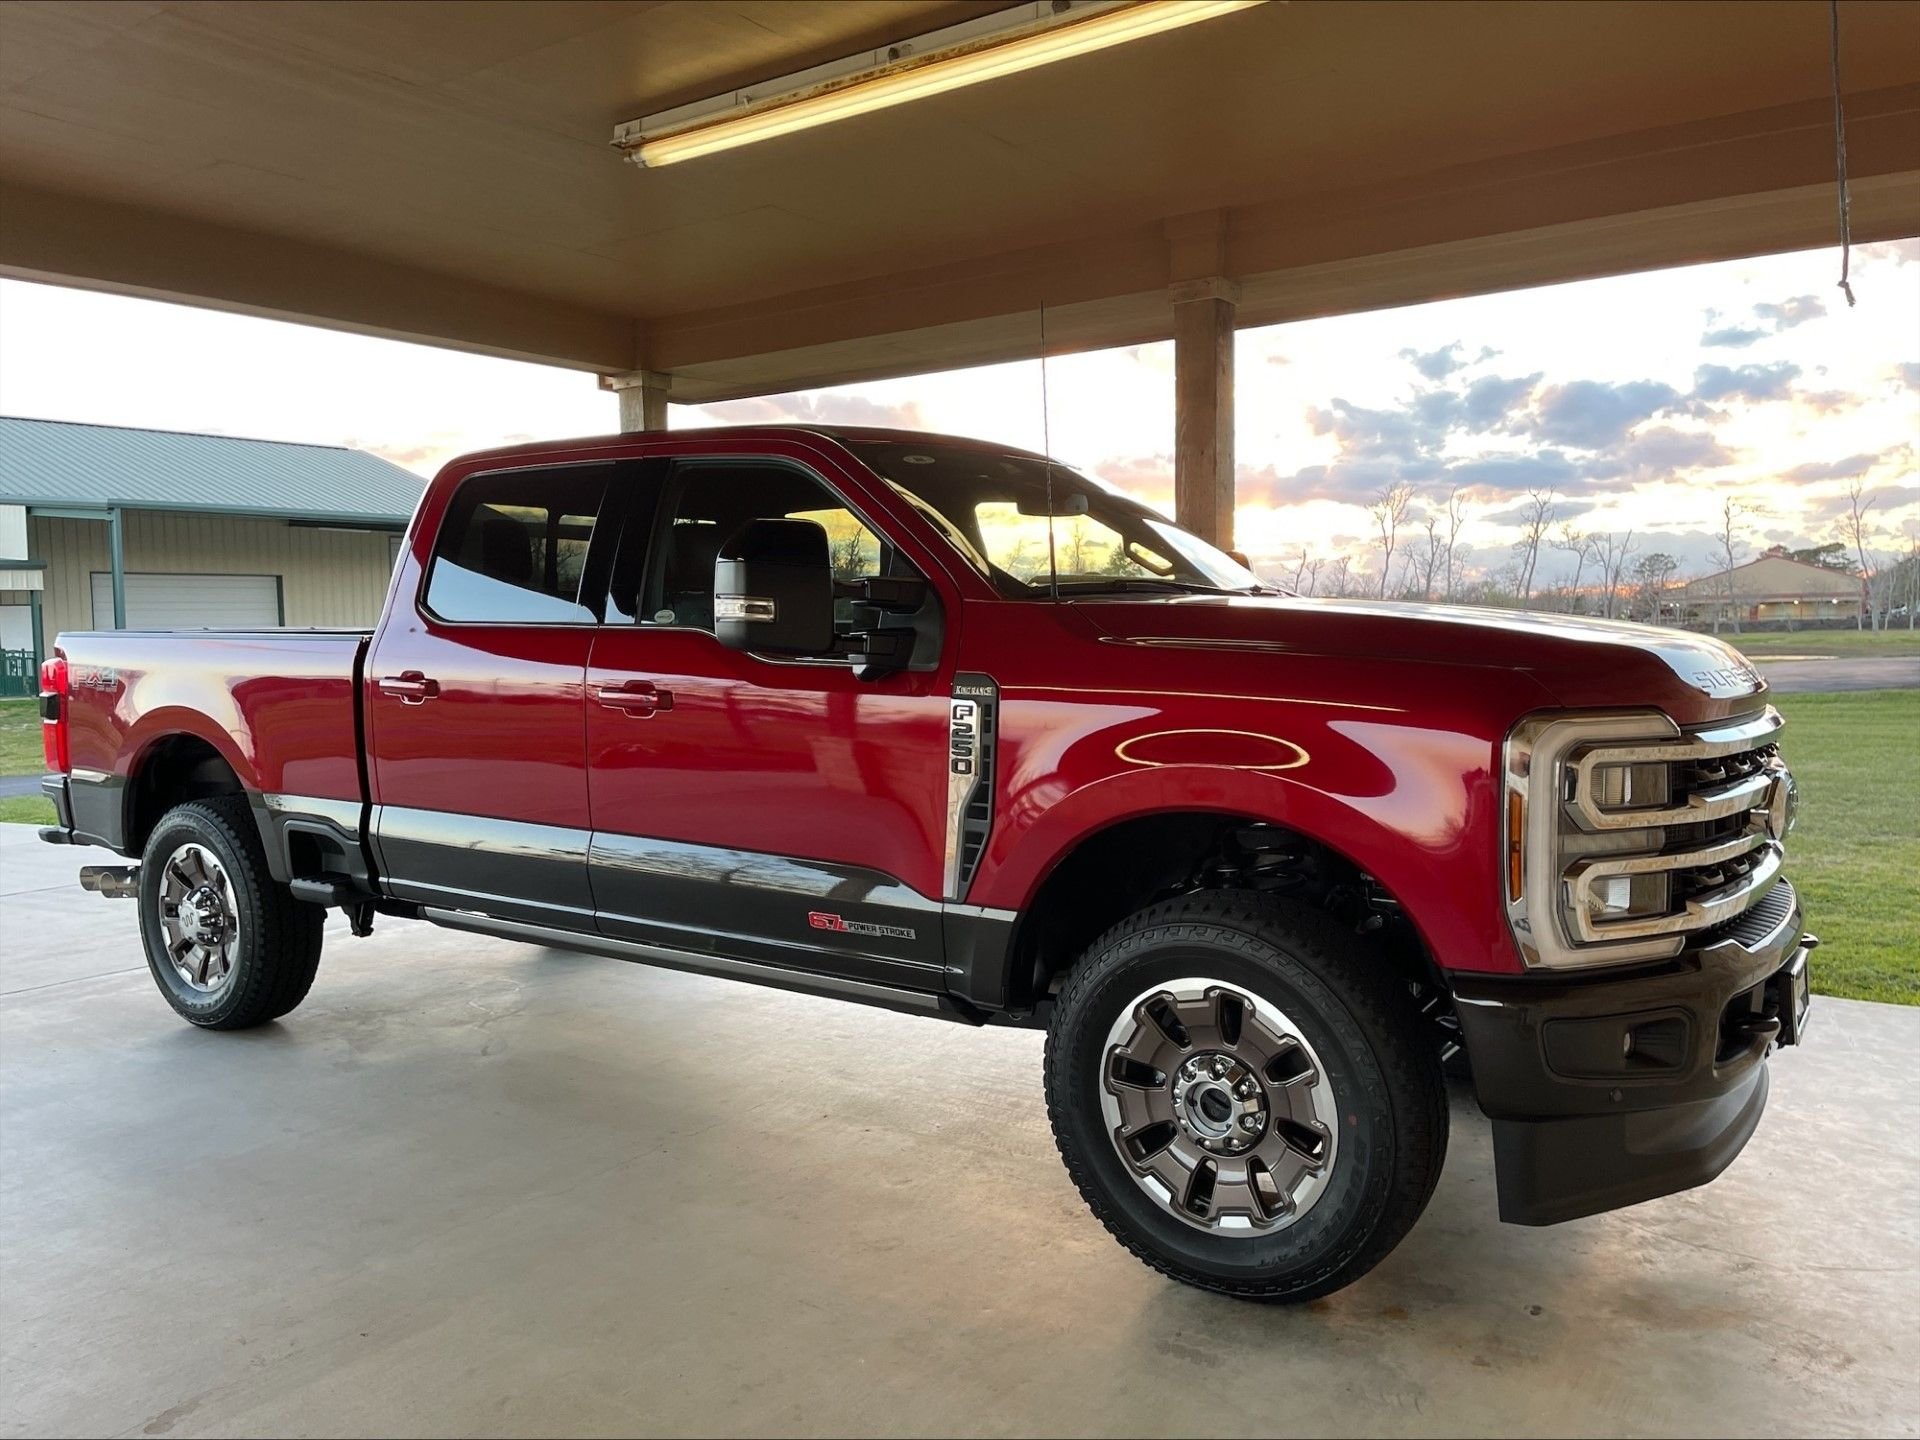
[39,654,69,774]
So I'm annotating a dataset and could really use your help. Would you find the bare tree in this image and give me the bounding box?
[1510,487,1556,607]
[1414,512,1443,600]
[1632,551,1678,623]
[1286,544,1324,597]
[1713,496,1747,634]
[1061,516,1091,577]
[1442,486,1468,601]
[1590,530,1636,620]
[1367,482,1416,599]
[1326,553,1354,599]
[1838,478,1884,632]
[1550,524,1594,613]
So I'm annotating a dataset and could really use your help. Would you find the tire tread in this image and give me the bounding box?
[1043,890,1447,1302]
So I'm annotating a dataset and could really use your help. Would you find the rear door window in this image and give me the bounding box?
[424,466,614,624]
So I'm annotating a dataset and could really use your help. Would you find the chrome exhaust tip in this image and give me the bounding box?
[79,865,140,899]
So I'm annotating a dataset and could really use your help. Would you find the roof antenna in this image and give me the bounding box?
[1829,0,1857,307]
[1040,301,1061,603]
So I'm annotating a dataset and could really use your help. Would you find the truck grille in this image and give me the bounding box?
[1503,705,1796,970]
[1560,709,1789,945]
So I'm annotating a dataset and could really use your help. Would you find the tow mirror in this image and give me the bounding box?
[714,518,834,655]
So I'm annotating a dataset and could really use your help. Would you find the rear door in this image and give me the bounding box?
[582,451,955,990]
[366,460,624,927]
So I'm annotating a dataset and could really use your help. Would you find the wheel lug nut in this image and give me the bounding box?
[1240,1115,1262,1132]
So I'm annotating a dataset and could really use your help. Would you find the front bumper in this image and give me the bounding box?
[1452,879,1810,1226]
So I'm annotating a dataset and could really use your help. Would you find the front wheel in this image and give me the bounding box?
[1044,892,1446,1302]
[138,796,324,1029]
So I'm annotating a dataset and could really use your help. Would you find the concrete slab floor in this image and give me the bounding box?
[1,825,1915,1439]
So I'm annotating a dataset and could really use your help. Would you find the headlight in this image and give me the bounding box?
[1502,707,1790,970]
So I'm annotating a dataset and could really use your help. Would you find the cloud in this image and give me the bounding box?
[692,392,927,429]
[1526,379,1687,449]
[1093,453,1174,506]
[1587,426,1737,482]
[1782,453,1885,483]
[1797,389,1858,415]
[1700,324,1768,349]
[1894,362,1920,393]
[1692,361,1800,405]
[1799,484,1920,523]
[1753,295,1826,330]
[1461,372,1541,430]
[1443,452,1582,495]
[1400,342,1466,382]
[1700,294,1827,348]
[1481,497,1599,527]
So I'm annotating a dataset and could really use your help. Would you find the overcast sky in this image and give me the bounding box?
[1,238,1913,585]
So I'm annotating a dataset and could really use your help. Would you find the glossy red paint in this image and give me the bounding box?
[59,630,365,801]
[52,425,1777,985]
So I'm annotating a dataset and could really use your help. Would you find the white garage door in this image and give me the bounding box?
[90,573,282,629]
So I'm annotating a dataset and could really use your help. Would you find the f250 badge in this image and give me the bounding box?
[808,912,916,941]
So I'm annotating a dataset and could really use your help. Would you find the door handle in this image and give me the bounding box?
[378,671,440,704]
[592,680,672,716]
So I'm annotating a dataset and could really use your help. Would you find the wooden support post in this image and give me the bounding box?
[1172,277,1237,550]
[599,370,671,432]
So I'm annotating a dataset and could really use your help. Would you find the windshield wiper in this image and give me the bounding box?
[1049,577,1254,596]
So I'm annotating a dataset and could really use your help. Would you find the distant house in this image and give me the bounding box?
[0,417,425,692]
[1677,545,1864,626]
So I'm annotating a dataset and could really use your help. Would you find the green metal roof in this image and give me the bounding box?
[0,416,426,525]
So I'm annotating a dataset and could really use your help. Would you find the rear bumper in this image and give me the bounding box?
[1451,879,1809,1226]
[40,773,73,832]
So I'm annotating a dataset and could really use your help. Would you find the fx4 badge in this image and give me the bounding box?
[808,912,917,941]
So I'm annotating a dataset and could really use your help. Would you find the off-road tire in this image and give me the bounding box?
[138,796,324,1029]
[1044,891,1447,1302]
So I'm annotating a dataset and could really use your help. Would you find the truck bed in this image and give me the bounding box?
[53,627,371,848]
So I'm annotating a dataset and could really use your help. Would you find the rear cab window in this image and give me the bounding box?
[423,466,616,624]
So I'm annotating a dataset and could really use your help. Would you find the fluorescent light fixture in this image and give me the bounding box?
[614,0,1265,168]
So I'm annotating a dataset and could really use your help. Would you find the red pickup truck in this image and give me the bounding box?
[38,425,1812,1301]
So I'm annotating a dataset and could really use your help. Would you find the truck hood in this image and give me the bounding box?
[1077,594,1766,717]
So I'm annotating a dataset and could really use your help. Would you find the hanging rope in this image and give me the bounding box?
[1829,0,1856,307]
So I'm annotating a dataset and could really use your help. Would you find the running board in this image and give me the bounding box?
[418,907,976,1023]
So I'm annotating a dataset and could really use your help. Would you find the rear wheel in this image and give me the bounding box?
[1044,891,1446,1301]
[138,797,323,1029]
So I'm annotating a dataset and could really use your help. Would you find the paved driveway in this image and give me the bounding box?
[2,824,1915,1438]
[1758,656,1920,693]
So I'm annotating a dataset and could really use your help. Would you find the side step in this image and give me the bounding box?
[288,876,376,937]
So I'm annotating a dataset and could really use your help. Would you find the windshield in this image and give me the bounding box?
[846,440,1262,599]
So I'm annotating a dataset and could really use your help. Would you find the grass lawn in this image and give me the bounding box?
[1773,690,1919,1005]
[1727,629,1920,657]
[0,696,43,774]
[0,793,54,826]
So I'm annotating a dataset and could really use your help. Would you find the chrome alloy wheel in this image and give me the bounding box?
[1099,978,1338,1233]
[156,842,241,993]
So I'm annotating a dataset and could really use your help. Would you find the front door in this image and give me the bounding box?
[583,455,954,990]
[366,460,622,927]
